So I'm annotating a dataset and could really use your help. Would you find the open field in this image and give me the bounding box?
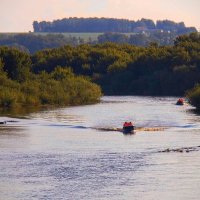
[35,32,103,41]
[0,32,136,42]
[0,32,103,42]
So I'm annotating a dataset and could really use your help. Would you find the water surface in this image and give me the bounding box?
[0,96,200,200]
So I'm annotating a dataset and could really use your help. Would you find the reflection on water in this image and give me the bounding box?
[0,106,42,118]
[0,96,200,200]
[0,126,25,135]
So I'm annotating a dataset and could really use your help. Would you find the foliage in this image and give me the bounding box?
[1,32,200,109]
[0,25,197,54]
[0,33,84,54]
[0,46,31,81]
[29,33,200,97]
[0,18,196,54]
[186,84,200,110]
[33,17,196,34]
[0,47,102,108]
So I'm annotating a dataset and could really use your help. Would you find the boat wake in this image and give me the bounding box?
[94,126,166,132]
[0,117,199,134]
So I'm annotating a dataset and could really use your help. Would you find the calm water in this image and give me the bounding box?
[0,96,200,200]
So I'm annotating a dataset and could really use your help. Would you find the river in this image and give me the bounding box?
[0,96,200,200]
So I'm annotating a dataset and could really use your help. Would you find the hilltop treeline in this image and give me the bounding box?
[33,17,196,34]
[31,33,200,97]
[0,47,102,108]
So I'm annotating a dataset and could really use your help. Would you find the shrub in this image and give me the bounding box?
[186,84,200,109]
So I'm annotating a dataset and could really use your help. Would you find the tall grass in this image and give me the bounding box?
[0,67,102,108]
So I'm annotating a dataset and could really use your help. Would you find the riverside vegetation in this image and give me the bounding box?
[0,47,102,108]
[0,32,200,109]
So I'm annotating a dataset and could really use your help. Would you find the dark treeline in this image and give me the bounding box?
[98,31,176,46]
[0,47,102,108]
[0,33,84,54]
[31,33,200,98]
[33,17,196,34]
[0,31,193,54]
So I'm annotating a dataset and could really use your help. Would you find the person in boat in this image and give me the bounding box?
[176,98,184,105]
[123,121,134,133]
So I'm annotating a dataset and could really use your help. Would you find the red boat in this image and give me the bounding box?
[123,122,134,134]
[176,98,184,105]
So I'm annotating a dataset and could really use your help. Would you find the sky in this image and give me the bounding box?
[0,0,199,32]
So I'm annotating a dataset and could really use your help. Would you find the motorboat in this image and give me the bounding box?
[176,98,184,105]
[123,122,134,134]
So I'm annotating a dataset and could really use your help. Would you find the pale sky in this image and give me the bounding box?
[0,0,199,32]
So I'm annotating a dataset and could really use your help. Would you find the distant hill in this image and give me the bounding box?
[33,17,197,34]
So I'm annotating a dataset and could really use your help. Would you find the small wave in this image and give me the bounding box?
[72,125,88,129]
[47,124,88,129]
[169,124,199,130]
[158,145,200,153]
[48,124,71,127]
[175,124,197,128]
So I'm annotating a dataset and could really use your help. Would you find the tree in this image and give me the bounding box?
[0,47,31,81]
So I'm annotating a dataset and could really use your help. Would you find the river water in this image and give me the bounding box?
[0,96,200,200]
